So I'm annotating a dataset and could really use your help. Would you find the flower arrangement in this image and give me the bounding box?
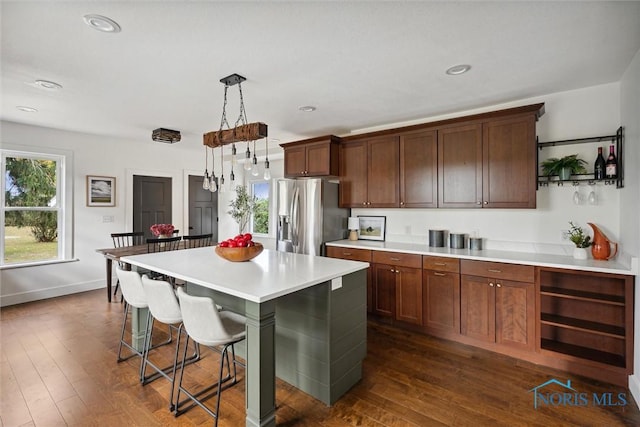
[150,223,175,237]
[568,221,591,248]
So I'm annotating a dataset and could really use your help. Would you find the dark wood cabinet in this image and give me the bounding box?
[372,251,422,324]
[460,260,535,351]
[282,136,340,178]
[325,246,373,313]
[423,256,460,334]
[339,136,399,208]
[400,130,437,208]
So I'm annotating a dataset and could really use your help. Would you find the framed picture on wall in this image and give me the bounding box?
[357,215,386,241]
[87,175,116,207]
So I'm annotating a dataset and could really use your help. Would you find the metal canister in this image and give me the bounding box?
[469,237,483,251]
[429,229,445,247]
[449,233,466,249]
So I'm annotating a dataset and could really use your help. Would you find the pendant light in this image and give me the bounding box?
[251,139,260,177]
[219,143,226,193]
[244,141,252,171]
[264,137,271,181]
[202,147,210,190]
[209,147,218,192]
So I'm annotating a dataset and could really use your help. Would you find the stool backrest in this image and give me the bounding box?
[115,268,147,308]
[141,276,182,324]
[176,287,233,346]
[183,233,213,249]
[147,236,182,253]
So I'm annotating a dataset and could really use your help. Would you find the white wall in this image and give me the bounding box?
[353,83,624,256]
[619,49,640,404]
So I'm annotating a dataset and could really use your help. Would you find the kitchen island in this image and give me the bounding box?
[120,247,369,427]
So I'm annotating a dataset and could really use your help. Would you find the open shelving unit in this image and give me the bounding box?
[538,267,633,372]
[537,126,624,189]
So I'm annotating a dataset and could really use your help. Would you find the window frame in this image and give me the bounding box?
[248,179,273,238]
[1,146,74,268]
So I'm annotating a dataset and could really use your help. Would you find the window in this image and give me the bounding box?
[1,148,71,266]
[250,180,270,236]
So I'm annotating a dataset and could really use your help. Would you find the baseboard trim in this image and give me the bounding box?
[629,374,640,407]
[0,280,104,307]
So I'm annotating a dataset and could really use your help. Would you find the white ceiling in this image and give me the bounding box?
[2,1,640,151]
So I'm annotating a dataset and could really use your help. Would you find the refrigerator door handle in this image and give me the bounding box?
[291,186,300,246]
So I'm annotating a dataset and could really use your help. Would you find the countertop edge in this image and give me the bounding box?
[326,240,637,276]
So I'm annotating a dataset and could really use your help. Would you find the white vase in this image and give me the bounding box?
[573,247,588,260]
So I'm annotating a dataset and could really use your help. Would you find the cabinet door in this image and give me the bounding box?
[424,270,460,334]
[395,267,423,325]
[438,124,483,208]
[367,136,400,207]
[373,264,396,318]
[284,145,307,177]
[339,141,368,207]
[400,130,437,208]
[483,115,536,208]
[495,279,535,351]
[306,142,332,176]
[460,275,495,342]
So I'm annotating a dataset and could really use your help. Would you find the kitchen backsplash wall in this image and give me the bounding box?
[351,82,622,256]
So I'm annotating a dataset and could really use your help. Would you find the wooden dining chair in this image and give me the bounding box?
[146,236,182,283]
[111,232,145,301]
[183,233,213,249]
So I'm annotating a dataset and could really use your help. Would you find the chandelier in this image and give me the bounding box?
[202,73,270,193]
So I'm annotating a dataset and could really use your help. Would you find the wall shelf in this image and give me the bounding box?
[537,126,624,189]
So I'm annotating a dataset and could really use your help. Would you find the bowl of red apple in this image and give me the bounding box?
[215,233,263,262]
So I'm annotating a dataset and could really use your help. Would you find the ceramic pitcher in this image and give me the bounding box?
[588,223,618,260]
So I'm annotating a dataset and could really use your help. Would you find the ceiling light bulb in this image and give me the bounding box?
[16,106,38,113]
[445,64,471,75]
[83,14,121,33]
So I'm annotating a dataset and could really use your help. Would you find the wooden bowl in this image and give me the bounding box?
[215,242,264,262]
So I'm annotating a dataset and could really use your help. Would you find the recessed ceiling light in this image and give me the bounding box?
[16,106,38,113]
[445,64,471,75]
[34,80,63,90]
[299,106,316,112]
[83,14,121,33]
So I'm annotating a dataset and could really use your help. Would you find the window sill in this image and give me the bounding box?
[0,258,79,270]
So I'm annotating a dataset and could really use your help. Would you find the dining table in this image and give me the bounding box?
[119,246,369,427]
[95,240,202,302]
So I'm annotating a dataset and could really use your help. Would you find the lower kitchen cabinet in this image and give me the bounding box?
[372,251,423,325]
[423,256,460,334]
[325,246,373,313]
[460,260,535,352]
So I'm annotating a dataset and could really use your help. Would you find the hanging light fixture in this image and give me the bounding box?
[264,137,271,181]
[203,73,267,187]
[202,147,210,190]
[209,146,218,192]
[251,139,260,177]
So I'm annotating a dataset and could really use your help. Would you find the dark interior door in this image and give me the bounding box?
[133,175,172,239]
[188,175,218,242]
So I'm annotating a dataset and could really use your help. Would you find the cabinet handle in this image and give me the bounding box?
[434,262,446,266]
[433,272,446,277]
[400,201,405,206]
[477,201,482,205]
[390,257,401,261]
[488,269,502,273]
[484,201,488,205]
[489,282,495,287]
[343,252,352,256]
[362,202,367,206]
[390,268,395,272]
[496,283,502,288]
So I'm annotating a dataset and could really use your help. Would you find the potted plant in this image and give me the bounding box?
[228,185,256,233]
[567,221,591,259]
[541,154,587,180]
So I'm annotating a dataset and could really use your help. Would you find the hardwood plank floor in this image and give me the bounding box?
[2,289,640,426]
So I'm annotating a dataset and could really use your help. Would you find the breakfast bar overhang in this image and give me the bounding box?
[121,247,369,427]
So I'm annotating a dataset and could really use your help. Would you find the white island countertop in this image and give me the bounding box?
[326,239,637,276]
[121,247,369,303]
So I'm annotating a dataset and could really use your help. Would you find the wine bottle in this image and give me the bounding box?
[594,147,605,180]
[605,144,617,179]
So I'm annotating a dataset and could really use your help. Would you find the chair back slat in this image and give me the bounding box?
[183,233,213,249]
[111,231,145,248]
[147,236,182,253]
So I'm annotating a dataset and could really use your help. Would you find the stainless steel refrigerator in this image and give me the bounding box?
[276,179,348,256]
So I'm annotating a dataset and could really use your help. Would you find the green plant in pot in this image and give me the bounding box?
[541,154,587,180]
[228,185,256,234]
[567,221,591,259]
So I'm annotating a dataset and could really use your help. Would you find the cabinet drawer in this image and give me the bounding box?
[372,251,421,268]
[461,260,534,283]
[423,256,460,273]
[326,246,372,262]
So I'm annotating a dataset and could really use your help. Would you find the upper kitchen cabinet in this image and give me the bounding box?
[438,106,542,208]
[281,135,340,178]
[400,130,438,208]
[339,135,400,208]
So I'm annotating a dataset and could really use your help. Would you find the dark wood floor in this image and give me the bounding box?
[2,289,640,427]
